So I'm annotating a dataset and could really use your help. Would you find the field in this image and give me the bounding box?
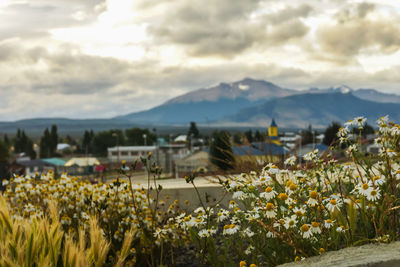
[1,116,400,266]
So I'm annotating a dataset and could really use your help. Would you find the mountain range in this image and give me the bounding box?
[117,78,400,128]
[1,78,400,133]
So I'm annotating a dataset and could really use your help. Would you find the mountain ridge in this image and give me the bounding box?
[225,92,400,128]
[1,78,400,132]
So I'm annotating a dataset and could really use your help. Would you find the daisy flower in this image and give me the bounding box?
[307,190,319,206]
[260,186,277,200]
[336,225,346,233]
[311,222,321,234]
[293,207,305,218]
[366,188,381,202]
[372,176,385,186]
[286,182,298,195]
[232,190,244,199]
[354,116,367,128]
[223,224,239,235]
[284,215,297,229]
[256,175,271,186]
[325,198,342,212]
[244,227,255,237]
[229,200,237,209]
[265,203,276,218]
[300,224,313,239]
[357,182,372,196]
[285,156,297,166]
[324,219,334,229]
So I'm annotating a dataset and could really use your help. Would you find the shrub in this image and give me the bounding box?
[2,115,400,266]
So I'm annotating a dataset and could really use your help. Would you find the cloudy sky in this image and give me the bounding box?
[0,0,400,121]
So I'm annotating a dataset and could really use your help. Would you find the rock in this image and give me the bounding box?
[278,241,400,267]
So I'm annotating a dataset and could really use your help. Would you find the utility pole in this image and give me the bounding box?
[313,130,316,149]
[143,134,147,146]
[112,133,119,167]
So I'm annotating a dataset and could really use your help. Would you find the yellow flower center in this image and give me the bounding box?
[309,190,318,199]
[289,220,295,226]
[279,193,288,201]
[301,224,309,232]
[362,183,369,190]
[319,248,325,254]
[370,190,377,196]
[311,222,319,228]
[230,224,236,229]
[240,261,247,267]
[326,219,333,224]
[224,225,230,230]
[295,211,303,217]
[266,203,274,211]
[289,184,297,191]
[265,187,273,193]
[330,199,337,205]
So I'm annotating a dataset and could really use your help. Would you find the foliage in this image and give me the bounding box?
[15,129,36,159]
[3,134,10,148]
[352,123,375,137]
[1,153,186,266]
[254,130,264,142]
[245,130,253,143]
[209,131,235,171]
[187,121,200,139]
[39,125,59,158]
[322,122,341,146]
[50,125,59,154]
[92,130,125,156]
[2,115,400,266]
[0,139,9,162]
[183,115,400,266]
[233,132,244,145]
[0,194,133,267]
[82,130,95,154]
[125,128,156,146]
[302,124,314,145]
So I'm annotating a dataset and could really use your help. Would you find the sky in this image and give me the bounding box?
[0,0,400,121]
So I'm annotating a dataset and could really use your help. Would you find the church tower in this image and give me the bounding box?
[268,118,280,145]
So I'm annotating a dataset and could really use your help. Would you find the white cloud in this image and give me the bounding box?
[0,0,400,120]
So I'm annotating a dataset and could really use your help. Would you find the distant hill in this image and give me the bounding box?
[0,118,136,136]
[116,78,294,123]
[165,78,294,104]
[353,89,400,104]
[307,85,400,104]
[225,92,400,128]
[1,78,400,132]
[116,78,400,127]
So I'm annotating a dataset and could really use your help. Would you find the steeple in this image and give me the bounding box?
[270,118,277,127]
[268,118,280,145]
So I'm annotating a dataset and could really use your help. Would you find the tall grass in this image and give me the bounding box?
[0,194,133,267]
